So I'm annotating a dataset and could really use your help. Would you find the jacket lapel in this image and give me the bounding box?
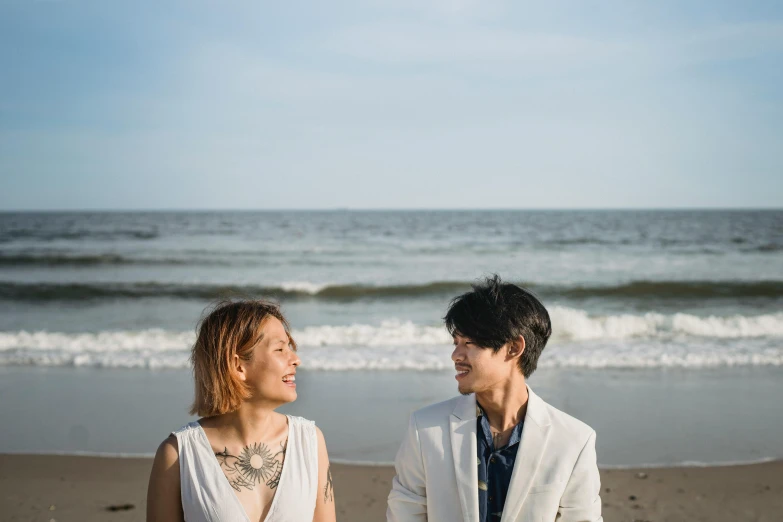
[500,386,552,522]
[450,394,480,522]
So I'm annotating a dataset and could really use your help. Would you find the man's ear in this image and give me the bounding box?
[233,353,247,382]
[507,335,526,360]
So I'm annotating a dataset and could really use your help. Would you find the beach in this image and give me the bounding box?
[1,210,781,520]
[3,454,782,521]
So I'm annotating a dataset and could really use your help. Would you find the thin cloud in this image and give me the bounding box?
[323,23,622,67]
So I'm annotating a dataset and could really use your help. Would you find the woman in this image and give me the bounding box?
[147,300,336,522]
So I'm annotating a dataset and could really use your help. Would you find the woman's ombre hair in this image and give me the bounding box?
[189,299,297,417]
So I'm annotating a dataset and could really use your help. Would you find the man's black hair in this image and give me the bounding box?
[444,275,552,378]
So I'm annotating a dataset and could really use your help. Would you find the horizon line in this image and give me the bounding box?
[0,206,781,213]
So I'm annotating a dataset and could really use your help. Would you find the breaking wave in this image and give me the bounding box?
[1,310,781,369]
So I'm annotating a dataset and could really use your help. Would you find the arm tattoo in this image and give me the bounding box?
[323,464,334,503]
[215,439,287,492]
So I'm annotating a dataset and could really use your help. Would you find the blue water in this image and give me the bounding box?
[0,210,780,370]
[0,210,781,464]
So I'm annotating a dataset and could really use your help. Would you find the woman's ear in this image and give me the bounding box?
[233,353,247,382]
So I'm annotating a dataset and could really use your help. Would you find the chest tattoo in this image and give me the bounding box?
[215,438,287,492]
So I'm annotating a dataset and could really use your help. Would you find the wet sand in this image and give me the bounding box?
[2,454,782,521]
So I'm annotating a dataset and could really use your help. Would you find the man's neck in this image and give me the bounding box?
[475,376,529,432]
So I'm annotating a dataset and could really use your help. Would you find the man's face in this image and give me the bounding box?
[451,334,515,395]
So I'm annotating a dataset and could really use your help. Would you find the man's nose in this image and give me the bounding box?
[451,345,463,362]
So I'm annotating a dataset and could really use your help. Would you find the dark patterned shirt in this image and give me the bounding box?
[476,403,524,522]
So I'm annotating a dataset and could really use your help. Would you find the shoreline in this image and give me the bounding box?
[2,450,782,470]
[2,454,782,521]
[5,366,783,467]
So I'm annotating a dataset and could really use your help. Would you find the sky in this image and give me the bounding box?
[1,0,782,210]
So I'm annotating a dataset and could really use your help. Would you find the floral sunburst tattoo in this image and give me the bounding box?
[238,443,276,483]
[215,439,287,492]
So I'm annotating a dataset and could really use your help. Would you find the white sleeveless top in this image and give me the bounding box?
[173,415,318,522]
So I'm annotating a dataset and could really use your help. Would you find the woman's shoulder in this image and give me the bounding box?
[285,415,327,450]
[170,420,202,438]
[286,415,325,442]
[152,434,180,471]
[286,414,316,428]
[155,420,200,459]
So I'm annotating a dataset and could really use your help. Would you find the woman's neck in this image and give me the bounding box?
[213,404,281,445]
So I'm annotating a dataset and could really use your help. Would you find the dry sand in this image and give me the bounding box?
[2,454,782,521]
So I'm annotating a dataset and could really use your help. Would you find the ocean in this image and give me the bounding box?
[1,210,781,465]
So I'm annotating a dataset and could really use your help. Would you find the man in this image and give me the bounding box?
[387,275,602,522]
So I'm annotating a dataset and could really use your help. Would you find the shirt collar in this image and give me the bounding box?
[476,403,524,450]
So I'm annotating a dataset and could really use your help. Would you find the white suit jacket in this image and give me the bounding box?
[387,387,602,522]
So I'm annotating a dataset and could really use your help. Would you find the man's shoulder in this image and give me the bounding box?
[535,392,595,442]
[410,395,466,425]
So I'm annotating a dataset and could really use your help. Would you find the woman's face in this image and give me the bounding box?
[239,317,300,407]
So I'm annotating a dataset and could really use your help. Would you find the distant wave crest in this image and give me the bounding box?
[0,253,190,267]
[1,280,781,302]
[0,229,158,242]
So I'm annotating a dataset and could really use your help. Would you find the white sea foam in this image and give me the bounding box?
[294,320,450,346]
[549,307,783,340]
[539,340,783,369]
[1,311,782,369]
[279,281,330,294]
